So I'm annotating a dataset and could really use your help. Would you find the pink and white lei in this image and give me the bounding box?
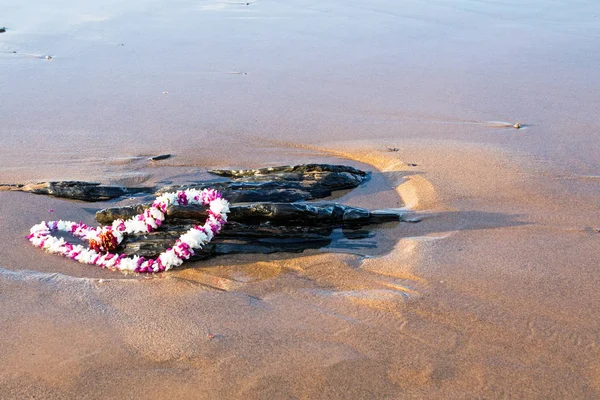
[27,188,229,273]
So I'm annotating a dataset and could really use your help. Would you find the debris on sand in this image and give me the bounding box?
[149,154,171,161]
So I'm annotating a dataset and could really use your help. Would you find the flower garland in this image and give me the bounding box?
[27,188,229,273]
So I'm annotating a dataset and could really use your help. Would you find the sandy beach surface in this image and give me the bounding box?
[1,0,599,398]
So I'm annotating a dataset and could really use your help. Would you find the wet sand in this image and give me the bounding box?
[1,1,600,398]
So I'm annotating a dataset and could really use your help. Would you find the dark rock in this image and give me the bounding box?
[96,204,147,222]
[4,164,368,203]
[96,202,401,227]
[160,181,326,203]
[120,222,335,259]
[1,181,152,202]
[30,181,127,201]
[209,164,367,178]
[97,201,402,259]
[10,164,408,259]
[161,164,369,203]
[149,154,171,161]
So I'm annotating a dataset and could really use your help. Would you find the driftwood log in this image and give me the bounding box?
[4,164,407,259]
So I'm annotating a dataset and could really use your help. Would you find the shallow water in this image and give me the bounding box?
[1,0,600,398]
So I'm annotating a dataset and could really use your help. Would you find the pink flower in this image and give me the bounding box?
[177,191,188,205]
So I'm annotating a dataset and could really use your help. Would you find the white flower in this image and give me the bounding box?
[42,236,58,250]
[30,223,49,234]
[125,219,147,234]
[185,189,198,202]
[155,193,176,206]
[145,217,157,229]
[159,249,183,269]
[210,198,230,216]
[57,220,72,231]
[203,225,214,241]
[165,192,178,205]
[84,230,100,241]
[150,208,164,220]
[49,237,66,252]
[76,249,96,264]
[119,257,136,271]
[180,228,209,248]
[112,230,124,243]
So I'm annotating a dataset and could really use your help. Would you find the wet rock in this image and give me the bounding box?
[161,181,328,203]
[0,181,152,202]
[149,154,171,161]
[120,222,335,259]
[10,164,405,258]
[160,164,369,203]
[97,202,402,259]
[3,164,368,203]
[97,202,401,226]
[209,163,367,179]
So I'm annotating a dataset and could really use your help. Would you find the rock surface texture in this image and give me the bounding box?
[6,164,405,258]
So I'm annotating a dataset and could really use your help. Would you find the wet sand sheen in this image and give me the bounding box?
[2,144,599,398]
[2,0,600,398]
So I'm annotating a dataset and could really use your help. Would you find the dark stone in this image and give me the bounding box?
[160,164,369,203]
[159,181,325,203]
[209,164,367,178]
[97,202,402,259]
[119,222,336,259]
[8,164,409,259]
[3,164,368,203]
[96,202,401,227]
[149,154,171,161]
[3,181,152,202]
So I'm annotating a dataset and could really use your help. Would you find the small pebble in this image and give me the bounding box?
[162,91,168,94]
[149,154,171,161]
[0,27,6,33]
[44,55,52,60]
[513,123,521,129]
[387,147,399,152]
